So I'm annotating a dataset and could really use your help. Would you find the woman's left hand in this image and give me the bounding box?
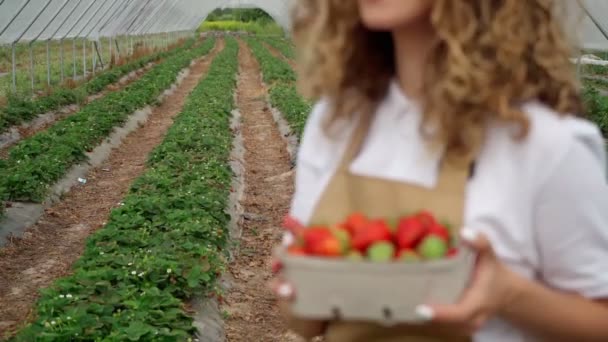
[415,228,522,335]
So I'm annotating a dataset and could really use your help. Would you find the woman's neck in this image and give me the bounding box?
[392,20,436,100]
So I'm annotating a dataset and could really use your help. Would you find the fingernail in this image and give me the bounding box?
[460,228,478,243]
[271,260,283,274]
[415,305,434,321]
[277,283,293,298]
[282,232,295,247]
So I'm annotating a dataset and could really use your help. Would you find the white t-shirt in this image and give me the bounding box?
[289,81,608,342]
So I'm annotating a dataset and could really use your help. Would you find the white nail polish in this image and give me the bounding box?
[277,284,293,298]
[460,228,478,243]
[415,305,434,321]
[282,232,295,247]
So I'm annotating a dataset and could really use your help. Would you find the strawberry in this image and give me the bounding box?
[330,226,352,253]
[317,236,342,257]
[447,247,459,258]
[346,250,364,261]
[352,219,392,252]
[417,235,448,260]
[343,212,369,236]
[396,217,427,249]
[397,249,420,262]
[287,245,307,256]
[367,242,395,262]
[302,227,333,255]
[416,210,437,227]
[427,223,450,242]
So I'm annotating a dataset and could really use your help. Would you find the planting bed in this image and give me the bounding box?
[0,40,191,135]
[0,39,215,214]
[0,37,231,340]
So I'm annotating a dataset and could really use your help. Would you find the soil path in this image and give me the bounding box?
[264,43,297,70]
[222,41,301,342]
[0,61,158,158]
[0,38,225,339]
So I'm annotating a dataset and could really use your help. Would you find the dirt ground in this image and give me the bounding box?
[0,39,225,339]
[222,40,302,342]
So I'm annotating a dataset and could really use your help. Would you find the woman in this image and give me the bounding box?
[271,0,608,341]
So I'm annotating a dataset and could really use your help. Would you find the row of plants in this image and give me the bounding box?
[242,36,296,84]
[244,37,310,139]
[0,38,194,134]
[582,85,608,136]
[11,36,240,341]
[261,36,295,60]
[0,38,216,206]
[581,63,608,76]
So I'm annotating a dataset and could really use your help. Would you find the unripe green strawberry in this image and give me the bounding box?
[346,250,364,261]
[397,249,420,262]
[366,242,396,262]
[331,226,351,254]
[417,235,448,260]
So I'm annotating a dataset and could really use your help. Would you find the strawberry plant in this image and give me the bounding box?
[0,38,216,206]
[269,83,310,139]
[12,37,239,341]
[244,37,310,140]
[0,39,196,134]
[582,85,608,136]
[262,36,295,59]
[243,36,295,84]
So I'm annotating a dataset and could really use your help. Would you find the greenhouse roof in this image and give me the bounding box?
[0,0,607,51]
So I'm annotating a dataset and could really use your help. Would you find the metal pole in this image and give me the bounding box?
[11,44,16,92]
[83,39,86,78]
[46,40,51,86]
[92,41,96,75]
[30,45,34,93]
[73,39,76,79]
[82,0,122,68]
[60,41,64,82]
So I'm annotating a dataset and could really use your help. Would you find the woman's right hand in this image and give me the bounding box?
[269,257,328,340]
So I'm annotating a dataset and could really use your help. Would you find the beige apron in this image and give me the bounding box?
[308,115,473,342]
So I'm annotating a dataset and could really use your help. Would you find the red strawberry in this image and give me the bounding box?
[427,223,450,242]
[416,210,437,227]
[396,217,427,249]
[316,236,342,257]
[303,227,333,254]
[343,212,369,236]
[287,245,307,256]
[447,247,459,258]
[352,219,392,252]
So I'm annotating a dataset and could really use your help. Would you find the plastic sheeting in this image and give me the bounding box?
[0,0,607,49]
[0,0,295,45]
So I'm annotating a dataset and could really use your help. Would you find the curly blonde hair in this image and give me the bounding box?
[291,0,584,160]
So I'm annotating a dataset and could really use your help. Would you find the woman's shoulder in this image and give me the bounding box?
[485,101,606,178]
